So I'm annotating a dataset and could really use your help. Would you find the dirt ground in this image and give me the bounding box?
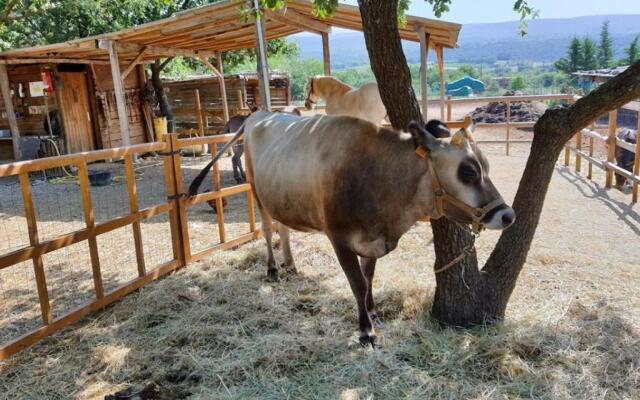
[0,130,639,399]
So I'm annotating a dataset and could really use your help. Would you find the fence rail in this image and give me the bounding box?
[0,132,260,360]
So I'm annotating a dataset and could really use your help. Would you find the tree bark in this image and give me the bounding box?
[150,59,175,133]
[358,0,640,327]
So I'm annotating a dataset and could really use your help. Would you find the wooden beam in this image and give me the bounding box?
[120,47,147,80]
[105,40,131,147]
[197,55,222,78]
[215,51,230,123]
[417,27,430,118]
[436,45,445,121]
[0,63,21,160]
[253,0,271,110]
[264,8,331,34]
[97,39,213,60]
[322,32,331,76]
[0,58,111,65]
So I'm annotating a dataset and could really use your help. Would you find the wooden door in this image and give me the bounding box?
[57,72,95,153]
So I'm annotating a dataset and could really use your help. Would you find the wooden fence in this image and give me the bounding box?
[0,132,259,360]
[564,108,640,203]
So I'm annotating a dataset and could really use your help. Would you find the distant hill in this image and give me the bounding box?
[289,14,640,68]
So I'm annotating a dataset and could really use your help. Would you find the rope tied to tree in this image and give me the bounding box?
[433,226,478,274]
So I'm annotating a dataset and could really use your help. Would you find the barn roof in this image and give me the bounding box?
[0,0,461,65]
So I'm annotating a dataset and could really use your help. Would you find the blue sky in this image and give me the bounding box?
[340,0,640,24]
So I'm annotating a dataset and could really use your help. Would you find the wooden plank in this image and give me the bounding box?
[634,114,640,202]
[417,28,429,118]
[264,8,331,34]
[125,154,146,277]
[77,162,105,298]
[436,46,445,121]
[605,109,618,188]
[97,39,213,59]
[57,72,96,153]
[19,173,51,325]
[0,142,165,177]
[0,259,182,361]
[184,183,251,206]
[506,100,511,156]
[0,58,111,65]
[215,51,230,123]
[322,32,331,76]
[0,63,21,160]
[575,129,582,173]
[211,153,226,243]
[169,133,191,264]
[189,230,263,264]
[121,47,147,80]
[106,40,132,147]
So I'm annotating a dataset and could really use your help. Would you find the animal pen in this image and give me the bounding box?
[0,1,462,358]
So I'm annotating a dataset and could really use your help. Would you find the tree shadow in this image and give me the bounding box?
[555,166,640,235]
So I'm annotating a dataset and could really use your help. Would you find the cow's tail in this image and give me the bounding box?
[188,121,246,197]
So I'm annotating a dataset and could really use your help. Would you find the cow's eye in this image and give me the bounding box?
[458,163,479,183]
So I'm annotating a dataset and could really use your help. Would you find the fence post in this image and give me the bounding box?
[506,99,511,156]
[194,89,205,137]
[124,154,146,277]
[446,96,452,121]
[163,133,189,266]
[588,124,594,180]
[605,109,618,188]
[633,111,640,203]
[211,148,226,243]
[575,129,582,173]
[19,173,52,325]
[77,162,105,299]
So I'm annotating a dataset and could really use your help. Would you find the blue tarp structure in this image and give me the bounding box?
[446,76,485,96]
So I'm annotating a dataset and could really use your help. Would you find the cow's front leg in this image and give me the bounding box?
[331,240,376,348]
[360,257,382,328]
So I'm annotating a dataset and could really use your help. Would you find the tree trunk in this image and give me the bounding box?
[151,60,175,133]
[358,0,640,326]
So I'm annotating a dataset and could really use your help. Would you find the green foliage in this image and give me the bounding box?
[582,37,599,70]
[597,21,614,68]
[626,35,640,65]
[510,75,526,91]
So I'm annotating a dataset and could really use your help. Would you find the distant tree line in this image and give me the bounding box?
[555,21,639,74]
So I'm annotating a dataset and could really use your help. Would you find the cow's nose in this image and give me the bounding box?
[501,208,515,228]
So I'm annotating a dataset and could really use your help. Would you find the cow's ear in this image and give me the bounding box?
[408,121,439,152]
[425,119,451,138]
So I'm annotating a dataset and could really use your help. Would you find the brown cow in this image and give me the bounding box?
[189,112,515,347]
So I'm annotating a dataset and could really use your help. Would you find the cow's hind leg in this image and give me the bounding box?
[331,241,376,348]
[360,257,382,328]
[255,200,278,280]
[278,224,296,273]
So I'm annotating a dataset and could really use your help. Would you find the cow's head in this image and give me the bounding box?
[304,77,319,110]
[409,120,515,230]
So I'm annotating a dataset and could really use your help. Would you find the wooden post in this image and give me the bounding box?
[124,154,146,277]
[436,46,446,121]
[106,40,131,147]
[588,124,594,180]
[169,133,191,264]
[506,100,511,156]
[322,32,331,76]
[162,134,185,265]
[212,161,226,243]
[0,64,21,160]
[236,89,244,109]
[446,96,452,121]
[19,173,51,324]
[417,27,429,118]
[253,0,271,110]
[605,109,618,188]
[633,112,640,203]
[575,129,582,173]
[194,89,204,136]
[77,161,105,298]
[215,51,230,123]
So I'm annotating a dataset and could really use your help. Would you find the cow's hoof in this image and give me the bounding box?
[371,314,385,329]
[266,269,279,282]
[280,263,297,274]
[359,332,377,349]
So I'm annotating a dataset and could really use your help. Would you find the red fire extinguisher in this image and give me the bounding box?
[41,70,54,93]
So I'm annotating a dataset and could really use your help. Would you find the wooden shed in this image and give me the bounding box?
[0,0,461,161]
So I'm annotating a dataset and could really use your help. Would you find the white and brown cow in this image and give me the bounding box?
[189,112,515,347]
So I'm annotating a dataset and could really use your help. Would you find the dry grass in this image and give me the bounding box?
[1,141,639,399]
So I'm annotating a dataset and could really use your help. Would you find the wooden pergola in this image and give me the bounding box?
[0,0,461,159]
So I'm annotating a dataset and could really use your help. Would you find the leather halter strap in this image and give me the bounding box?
[305,78,317,105]
[416,145,504,233]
